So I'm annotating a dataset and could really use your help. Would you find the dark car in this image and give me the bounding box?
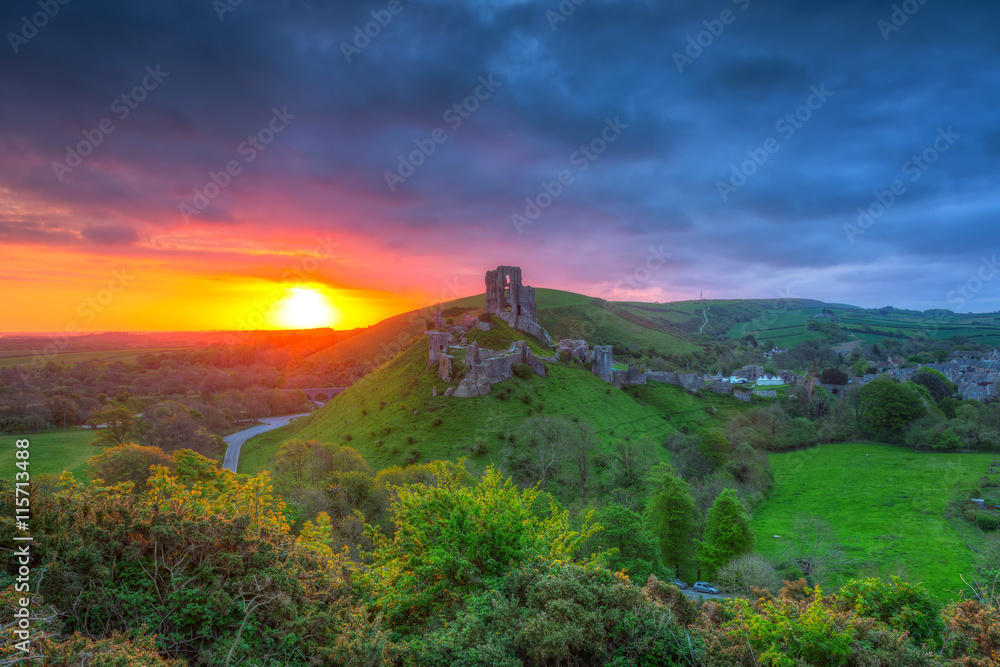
[692,581,718,594]
[670,577,689,589]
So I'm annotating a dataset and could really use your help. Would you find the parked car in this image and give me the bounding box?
[692,581,718,594]
[670,577,689,589]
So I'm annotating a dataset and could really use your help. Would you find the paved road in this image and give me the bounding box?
[680,588,732,601]
[223,413,310,473]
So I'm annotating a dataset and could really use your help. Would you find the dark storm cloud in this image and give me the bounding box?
[1,0,999,309]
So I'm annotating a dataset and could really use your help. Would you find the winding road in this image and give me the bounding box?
[699,307,710,333]
[223,413,311,473]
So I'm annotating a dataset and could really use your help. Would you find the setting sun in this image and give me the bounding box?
[273,287,340,329]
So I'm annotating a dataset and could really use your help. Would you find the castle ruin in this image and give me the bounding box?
[484,266,551,345]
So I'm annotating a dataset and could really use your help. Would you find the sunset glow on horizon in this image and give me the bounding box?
[2,1,999,336]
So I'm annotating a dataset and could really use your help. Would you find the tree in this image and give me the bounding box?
[700,489,755,579]
[139,401,223,457]
[819,367,849,385]
[697,429,730,470]
[88,405,136,447]
[563,420,596,501]
[588,504,662,583]
[612,436,656,491]
[645,469,698,577]
[715,553,781,595]
[781,515,847,587]
[911,367,955,402]
[513,416,583,491]
[45,396,79,428]
[88,444,172,491]
[859,377,925,443]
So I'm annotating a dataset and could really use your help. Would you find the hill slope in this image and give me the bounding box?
[240,328,758,477]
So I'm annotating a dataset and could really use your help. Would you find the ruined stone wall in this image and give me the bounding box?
[427,331,452,366]
[708,380,734,394]
[453,340,546,398]
[592,345,613,383]
[627,365,647,386]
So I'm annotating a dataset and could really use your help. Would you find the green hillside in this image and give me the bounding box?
[239,325,764,477]
[729,306,1000,348]
[751,443,993,600]
[293,287,710,385]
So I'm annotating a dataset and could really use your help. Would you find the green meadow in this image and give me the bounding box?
[0,428,97,481]
[751,442,996,600]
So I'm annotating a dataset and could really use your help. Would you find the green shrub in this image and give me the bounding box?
[512,363,533,379]
[976,513,999,531]
[834,577,944,647]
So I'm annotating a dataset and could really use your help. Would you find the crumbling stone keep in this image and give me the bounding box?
[485,266,537,321]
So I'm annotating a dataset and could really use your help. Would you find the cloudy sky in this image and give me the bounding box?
[1,0,998,331]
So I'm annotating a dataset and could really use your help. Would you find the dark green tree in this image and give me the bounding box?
[910,367,955,402]
[644,469,698,578]
[588,504,663,583]
[699,489,755,579]
[858,377,925,443]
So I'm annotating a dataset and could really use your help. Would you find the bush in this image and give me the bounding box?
[512,363,533,379]
[834,577,944,647]
[715,553,782,596]
[477,313,492,324]
[976,512,999,531]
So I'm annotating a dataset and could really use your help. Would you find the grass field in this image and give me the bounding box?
[751,442,996,600]
[729,307,1000,348]
[0,429,98,481]
[0,347,193,368]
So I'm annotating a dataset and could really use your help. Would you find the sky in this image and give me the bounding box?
[1,0,998,332]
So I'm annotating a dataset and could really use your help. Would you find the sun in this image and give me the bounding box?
[273,287,340,329]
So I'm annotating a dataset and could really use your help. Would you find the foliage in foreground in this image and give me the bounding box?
[3,454,1000,666]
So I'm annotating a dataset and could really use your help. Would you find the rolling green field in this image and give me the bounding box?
[729,307,1000,348]
[751,443,996,600]
[0,428,98,481]
[0,347,193,368]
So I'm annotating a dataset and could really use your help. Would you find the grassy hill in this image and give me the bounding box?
[292,287,711,385]
[239,324,765,476]
[751,442,994,600]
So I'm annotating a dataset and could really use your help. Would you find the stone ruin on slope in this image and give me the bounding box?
[484,266,553,346]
